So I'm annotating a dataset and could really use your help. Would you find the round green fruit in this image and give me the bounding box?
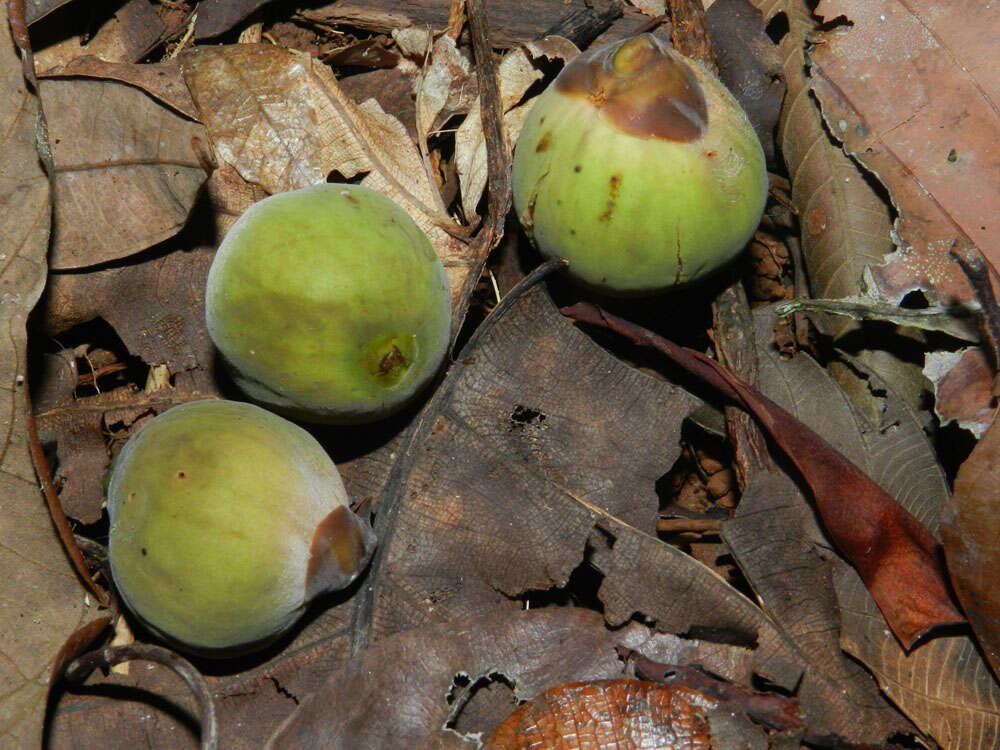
[512,34,768,294]
[206,183,451,424]
[108,399,377,656]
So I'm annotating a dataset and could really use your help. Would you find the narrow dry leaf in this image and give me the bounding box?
[414,35,475,140]
[942,419,1000,681]
[38,57,199,120]
[42,77,207,269]
[455,37,578,218]
[0,7,95,743]
[751,0,893,335]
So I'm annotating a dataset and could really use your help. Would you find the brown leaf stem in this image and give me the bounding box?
[563,301,965,648]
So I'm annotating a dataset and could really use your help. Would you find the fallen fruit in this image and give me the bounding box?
[108,399,377,655]
[206,183,451,423]
[512,34,767,294]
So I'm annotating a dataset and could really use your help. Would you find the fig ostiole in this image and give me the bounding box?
[206,183,451,424]
[108,400,376,656]
[512,33,768,294]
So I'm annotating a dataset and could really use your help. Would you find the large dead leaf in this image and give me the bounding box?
[0,8,95,744]
[565,301,963,648]
[42,77,207,269]
[269,609,755,747]
[941,418,1000,681]
[810,0,1000,302]
[720,309,910,742]
[180,44,477,328]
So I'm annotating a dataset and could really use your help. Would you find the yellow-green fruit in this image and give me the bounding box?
[206,183,451,424]
[512,34,767,294]
[108,400,376,655]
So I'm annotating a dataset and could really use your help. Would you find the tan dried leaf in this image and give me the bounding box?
[455,38,579,219]
[181,43,476,319]
[628,0,667,16]
[923,348,995,438]
[33,0,165,69]
[0,9,95,744]
[42,77,207,269]
[414,35,475,139]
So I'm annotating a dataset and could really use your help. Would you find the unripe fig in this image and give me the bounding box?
[512,34,767,294]
[108,400,376,656]
[206,184,451,424]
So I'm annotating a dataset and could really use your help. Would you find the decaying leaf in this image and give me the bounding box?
[0,7,95,744]
[42,77,207,269]
[752,0,893,335]
[924,347,996,438]
[810,0,1000,303]
[268,608,754,747]
[563,301,964,648]
[942,418,1000,681]
[484,679,716,749]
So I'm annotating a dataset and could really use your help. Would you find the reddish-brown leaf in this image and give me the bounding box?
[484,680,715,749]
[563,302,964,648]
[942,418,1000,680]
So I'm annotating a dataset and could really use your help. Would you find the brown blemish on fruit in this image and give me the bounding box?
[609,174,622,198]
[176,471,186,479]
[555,33,707,141]
[344,193,360,204]
[378,346,408,378]
[536,131,553,153]
[306,506,367,598]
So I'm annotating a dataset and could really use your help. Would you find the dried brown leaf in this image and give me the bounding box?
[751,0,893,337]
[180,44,477,321]
[269,609,753,748]
[38,57,199,120]
[924,347,995,438]
[942,419,1000,681]
[33,0,166,69]
[0,7,96,744]
[810,0,1000,301]
[42,77,207,269]
[485,679,715,749]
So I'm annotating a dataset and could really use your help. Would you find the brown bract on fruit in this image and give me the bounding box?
[512,34,768,294]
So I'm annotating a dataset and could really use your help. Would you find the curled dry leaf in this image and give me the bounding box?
[942,418,1000,681]
[484,679,715,749]
[0,7,97,744]
[42,77,207,269]
[455,37,579,219]
[180,44,475,321]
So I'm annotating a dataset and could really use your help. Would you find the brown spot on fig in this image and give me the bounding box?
[378,346,408,378]
[599,202,615,223]
[306,506,368,599]
[141,548,147,556]
[573,165,582,173]
[176,471,186,479]
[609,174,622,198]
[536,131,553,153]
[555,33,708,141]
[704,150,717,158]
[343,193,360,204]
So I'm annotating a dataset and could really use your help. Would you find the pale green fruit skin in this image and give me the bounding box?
[108,400,376,655]
[206,184,451,424]
[512,50,767,294]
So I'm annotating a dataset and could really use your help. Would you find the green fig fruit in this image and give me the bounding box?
[108,399,376,656]
[206,183,451,424]
[512,34,768,294]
